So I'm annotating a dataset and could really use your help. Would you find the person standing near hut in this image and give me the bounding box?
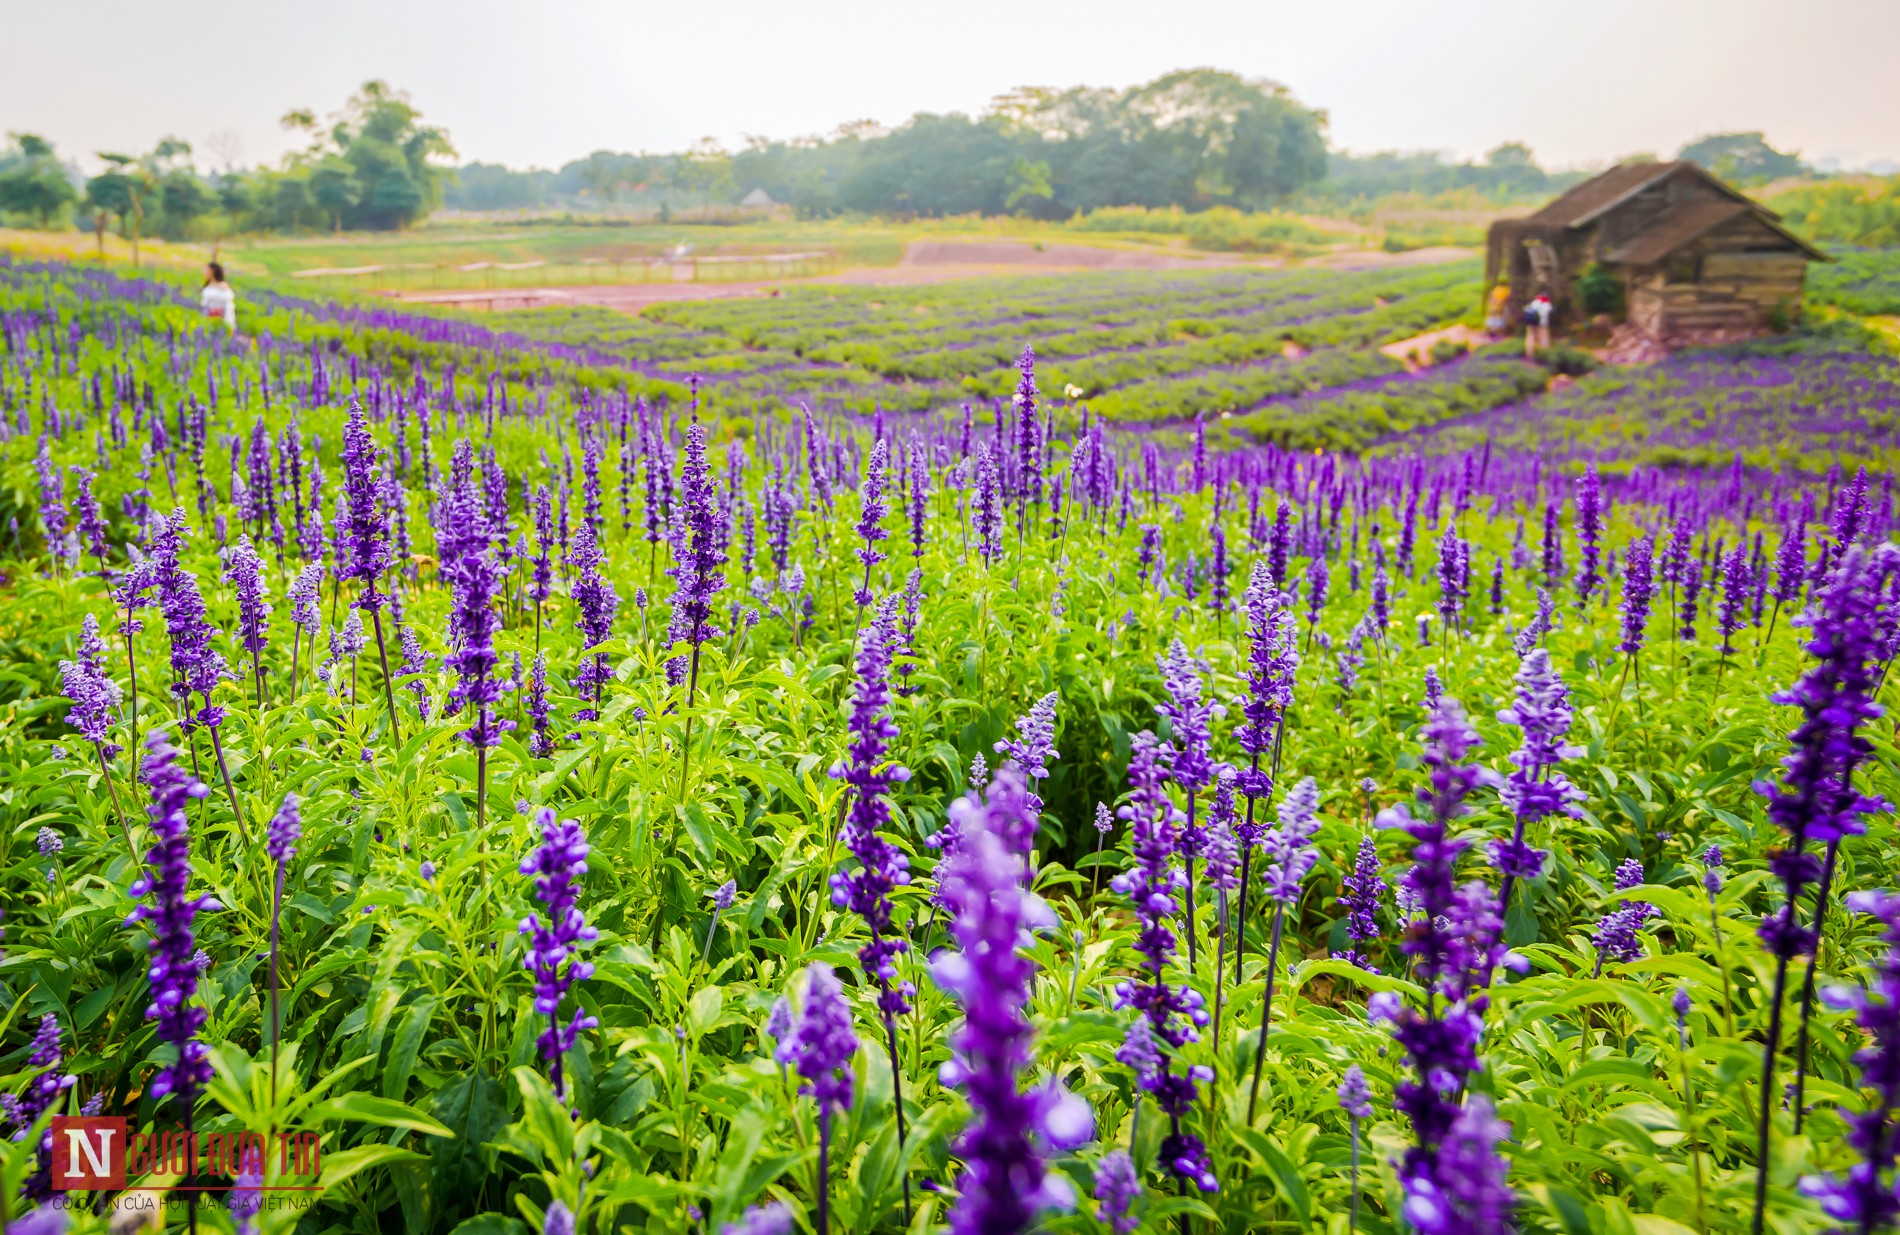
[1484,282,1511,338]
[1524,291,1553,357]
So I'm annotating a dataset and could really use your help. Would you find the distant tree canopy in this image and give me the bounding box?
[1677,131,1807,185]
[441,68,1330,219]
[276,82,456,230]
[1304,142,1583,203]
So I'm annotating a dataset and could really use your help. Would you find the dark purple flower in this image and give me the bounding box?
[1757,544,1891,961]
[398,624,433,720]
[339,402,391,612]
[222,536,271,692]
[1574,465,1602,607]
[1109,730,1215,1194]
[934,767,1089,1235]
[70,467,108,566]
[790,962,858,1115]
[1236,563,1298,806]
[126,732,218,1112]
[569,523,619,722]
[1619,535,1655,656]
[1717,544,1750,657]
[1399,1095,1516,1235]
[1489,648,1582,893]
[527,650,553,757]
[1799,888,1900,1232]
[151,510,229,733]
[829,599,915,1019]
[973,442,1003,565]
[519,807,599,1098]
[664,414,726,687]
[1014,347,1043,524]
[443,550,512,750]
[1335,835,1386,970]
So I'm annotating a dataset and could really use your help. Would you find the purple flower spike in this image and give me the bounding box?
[59,614,123,760]
[933,766,1087,1235]
[829,599,915,1018]
[1093,1150,1141,1234]
[518,808,599,1098]
[127,732,218,1112]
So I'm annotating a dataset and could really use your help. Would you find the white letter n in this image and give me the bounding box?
[66,1126,115,1178]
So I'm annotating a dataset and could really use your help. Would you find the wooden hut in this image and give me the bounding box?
[1484,161,1826,341]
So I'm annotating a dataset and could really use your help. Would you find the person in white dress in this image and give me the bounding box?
[201,261,237,334]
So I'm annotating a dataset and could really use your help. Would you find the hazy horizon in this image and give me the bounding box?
[4,0,1897,176]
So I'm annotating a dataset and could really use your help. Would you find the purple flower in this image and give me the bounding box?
[70,467,108,565]
[664,413,726,686]
[151,510,230,732]
[854,437,890,605]
[790,962,858,1115]
[829,600,914,1019]
[59,614,122,759]
[569,523,619,722]
[1799,889,1900,1232]
[973,442,1004,565]
[266,793,301,866]
[1093,1150,1141,1234]
[1335,835,1386,971]
[1156,639,1217,798]
[443,550,512,750]
[720,1203,794,1235]
[527,650,553,757]
[1109,730,1215,1194]
[518,808,599,1098]
[222,537,271,683]
[1574,465,1603,607]
[1619,535,1655,656]
[1201,786,1241,893]
[14,1013,76,1199]
[1489,648,1582,890]
[399,624,433,721]
[1757,545,1891,961]
[1013,347,1043,523]
[713,879,737,911]
[1400,1095,1516,1235]
[126,732,217,1112]
[1337,1064,1373,1120]
[1717,544,1750,657]
[339,402,391,611]
[995,691,1060,782]
[1262,777,1320,903]
[906,442,929,559]
[933,767,1088,1235]
[1306,554,1331,630]
[1235,563,1298,805]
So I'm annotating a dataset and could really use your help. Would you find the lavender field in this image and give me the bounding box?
[3,251,1900,1235]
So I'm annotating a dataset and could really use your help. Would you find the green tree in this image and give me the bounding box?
[0,133,78,227]
[1677,132,1806,184]
[86,154,152,263]
[309,156,362,231]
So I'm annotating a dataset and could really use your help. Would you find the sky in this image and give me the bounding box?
[4,0,1897,174]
